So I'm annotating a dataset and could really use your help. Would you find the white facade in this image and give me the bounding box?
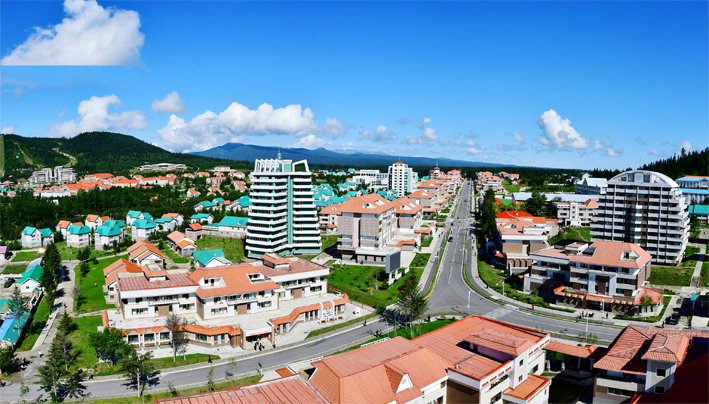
[575,177,608,195]
[246,158,321,258]
[591,170,689,265]
[388,161,414,197]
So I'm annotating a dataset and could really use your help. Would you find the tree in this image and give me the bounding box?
[8,286,29,339]
[120,350,155,397]
[397,272,429,338]
[54,329,79,371]
[578,331,599,344]
[45,289,56,312]
[89,327,131,367]
[0,346,16,374]
[525,190,547,217]
[63,370,87,400]
[207,365,216,391]
[77,246,91,262]
[639,294,655,314]
[36,333,69,401]
[57,310,75,335]
[165,314,189,362]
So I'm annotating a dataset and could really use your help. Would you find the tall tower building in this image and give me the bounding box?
[591,170,689,265]
[245,158,321,258]
[388,161,414,197]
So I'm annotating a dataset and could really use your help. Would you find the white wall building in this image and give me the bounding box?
[388,161,415,197]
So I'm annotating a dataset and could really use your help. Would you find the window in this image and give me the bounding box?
[518,375,523,382]
[519,360,523,366]
[491,392,502,403]
[657,368,666,377]
[532,365,539,373]
[160,332,170,341]
[211,307,227,315]
[143,334,154,343]
[195,333,207,342]
[128,335,139,344]
[655,386,665,394]
[131,308,148,316]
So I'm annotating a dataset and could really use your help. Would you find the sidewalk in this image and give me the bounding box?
[689,243,706,287]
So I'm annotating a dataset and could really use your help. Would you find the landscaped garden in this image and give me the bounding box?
[699,262,709,287]
[11,251,43,262]
[74,254,128,313]
[56,241,117,261]
[332,318,457,352]
[16,296,49,351]
[647,266,693,287]
[326,264,421,308]
[321,234,339,251]
[549,227,592,245]
[162,248,189,264]
[409,253,431,268]
[615,296,672,323]
[1,264,27,274]
[195,236,245,262]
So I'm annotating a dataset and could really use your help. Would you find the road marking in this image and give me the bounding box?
[483,307,513,320]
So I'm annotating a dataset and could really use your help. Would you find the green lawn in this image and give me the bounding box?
[195,236,245,262]
[502,180,522,193]
[682,246,701,268]
[306,312,379,339]
[699,262,709,287]
[56,241,116,261]
[162,248,189,264]
[81,375,263,403]
[321,234,339,251]
[326,265,421,309]
[333,319,456,353]
[1,264,27,274]
[648,266,693,287]
[75,254,128,313]
[11,251,43,262]
[410,253,431,268]
[421,237,433,247]
[325,259,337,266]
[16,295,50,351]
[549,227,592,245]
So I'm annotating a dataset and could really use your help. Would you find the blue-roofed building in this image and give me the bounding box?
[131,219,158,241]
[154,217,177,232]
[689,205,709,225]
[21,226,54,248]
[195,200,218,212]
[18,264,43,294]
[200,216,249,239]
[680,188,709,205]
[67,224,91,248]
[237,195,252,208]
[125,210,150,226]
[95,225,124,250]
[0,312,31,348]
[676,176,709,189]
[190,213,214,224]
[192,249,231,268]
[330,196,347,204]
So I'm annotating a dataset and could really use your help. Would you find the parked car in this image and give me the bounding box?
[665,317,678,325]
[448,236,454,242]
[4,278,15,288]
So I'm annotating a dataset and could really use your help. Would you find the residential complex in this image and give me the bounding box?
[337,194,397,262]
[157,315,553,404]
[20,226,54,248]
[675,175,709,189]
[387,161,416,197]
[492,214,558,272]
[575,176,608,195]
[553,198,598,227]
[245,158,321,258]
[591,170,689,265]
[28,166,78,186]
[525,240,661,316]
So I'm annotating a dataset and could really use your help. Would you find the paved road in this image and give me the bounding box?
[0,179,622,402]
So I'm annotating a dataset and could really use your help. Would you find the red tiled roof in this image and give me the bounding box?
[337,194,395,215]
[641,334,688,363]
[56,220,71,229]
[188,265,280,298]
[630,353,709,404]
[464,327,535,356]
[188,223,203,230]
[545,341,598,358]
[118,273,196,291]
[570,240,651,269]
[504,373,551,400]
[496,211,533,219]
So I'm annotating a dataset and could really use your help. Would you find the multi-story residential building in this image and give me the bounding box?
[492,215,558,272]
[675,175,709,189]
[679,188,709,205]
[525,241,661,316]
[156,315,554,404]
[575,177,608,195]
[553,198,598,227]
[95,225,124,251]
[105,254,345,350]
[337,194,396,262]
[127,240,166,268]
[591,170,689,265]
[245,158,321,258]
[318,204,340,232]
[136,163,186,171]
[593,326,708,403]
[388,161,415,197]
[21,226,54,248]
[131,219,157,241]
[28,166,78,186]
[66,225,91,248]
[352,169,389,190]
[392,196,423,232]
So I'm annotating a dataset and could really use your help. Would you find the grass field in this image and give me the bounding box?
[80,375,263,403]
[17,296,49,351]
[1,264,27,274]
[502,180,522,193]
[321,234,339,251]
[681,246,701,268]
[75,254,127,313]
[11,251,43,262]
[333,319,456,353]
[409,253,431,268]
[648,266,693,287]
[56,241,116,261]
[421,237,433,247]
[326,265,421,308]
[549,227,592,245]
[195,237,245,262]
[699,262,709,287]
[162,248,189,264]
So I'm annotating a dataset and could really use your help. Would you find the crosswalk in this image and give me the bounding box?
[483,307,512,320]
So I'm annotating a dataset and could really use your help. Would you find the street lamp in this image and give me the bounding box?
[467,290,472,315]
[496,280,506,304]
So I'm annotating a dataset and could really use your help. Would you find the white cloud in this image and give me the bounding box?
[1,0,144,66]
[406,127,438,145]
[649,149,660,155]
[439,140,451,146]
[675,140,695,153]
[513,131,525,143]
[156,101,347,152]
[416,118,431,128]
[49,94,148,138]
[397,116,409,125]
[497,143,525,152]
[359,125,398,143]
[452,133,460,139]
[151,91,186,114]
[456,139,486,149]
[1,126,17,134]
[536,109,590,149]
[467,147,483,155]
[593,139,623,157]
[290,134,324,150]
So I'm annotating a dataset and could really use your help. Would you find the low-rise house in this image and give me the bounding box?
[167,231,197,256]
[95,225,124,250]
[192,249,232,268]
[593,326,708,403]
[21,226,54,248]
[127,240,166,268]
[55,220,72,239]
[85,214,103,230]
[206,176,226,185]
[17,264,43,295]
[186,188,201,198]
[318,204,340,232]
[131,219,157,241]
[162,213,184,226]
[154,217,177,232]
[190,213,214,224]
[67,224,91,248]
[102,219,126,235]
[125,210,150,226]
[194,201,217,212]
[392,197,423,232]
[185,223,204,240]
[0,246,11,261]
[201,216,248,239]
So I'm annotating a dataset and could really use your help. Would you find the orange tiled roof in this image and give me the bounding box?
[176,239,195,248]
[545,341,598,358]
[188,265,281,298]
[496,211,533,219]
[337,194,395,215]
[119,273,196,291]
[86,214,99,222]
[56,220,71,229]
[464,327,535,356]
[504,373,551,400]
[570,240,651,269]
[641,334,689,363]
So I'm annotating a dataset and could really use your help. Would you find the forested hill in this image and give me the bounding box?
[589,147,708,180]
[1,132,250,178]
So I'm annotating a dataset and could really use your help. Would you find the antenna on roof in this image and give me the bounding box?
[277,140,282,160]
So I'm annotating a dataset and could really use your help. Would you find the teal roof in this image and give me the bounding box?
[423,176,430,180]
[198,201,217,208]
[103,219,125,228]
[126,210,141,218]
[348,168,355,172]
[38,228,53,237]
[132,219,156,229]
[19,265,43,285]
[219,216,248,227]
[330,197,346,204]
[213,198,225,203]
[191,213,212,220]
[0,312,30,345]
[322,189,334,195]
[192,249,225,265]
[237,196,252,207]
[689,205,709,215]
[337,183,346,188]
[154,218,171,224]
[385,195,397,201]
[96,226,121,237]
[143,213,153,221]
[68,224,91,235]
[345,181,356,186]
[22,226,37,236]
[315,200,333,207]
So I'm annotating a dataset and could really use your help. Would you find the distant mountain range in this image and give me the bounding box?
[191,143,510,168]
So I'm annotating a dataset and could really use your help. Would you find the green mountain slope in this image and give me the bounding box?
[1,134,69,175]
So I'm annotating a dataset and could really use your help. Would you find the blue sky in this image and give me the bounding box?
[1,0,706,169]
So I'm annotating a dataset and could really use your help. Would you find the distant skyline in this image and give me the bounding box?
[1,0,707,170]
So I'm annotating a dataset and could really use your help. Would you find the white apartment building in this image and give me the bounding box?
[28,166,78,186]
[575,177,608,195]
[591,170,689,265]
[388,161,415,197]
[675,175,709,189]
[245,158,321,258]
[337,194,396,262]
[352,169,389,190]
[553,199,597,227]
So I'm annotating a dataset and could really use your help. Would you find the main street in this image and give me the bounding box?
[1,179,622,402]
